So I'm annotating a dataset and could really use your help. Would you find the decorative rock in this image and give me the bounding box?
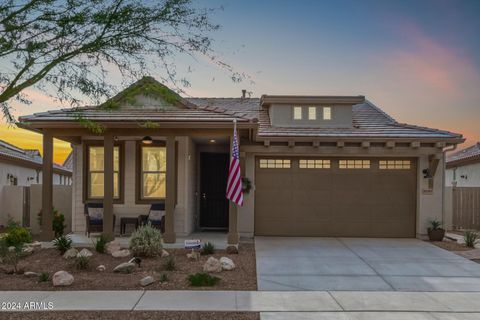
[77,248,93,258]
[63,248,79,259]
[8,246,15,252]
[112,249,130,258]
[96,265,106,272]
[226,245,239,254]
[187,250,200,261]
[220,257,236,271]
[22,246,34,255]
[52,271,74,286]
[140,276,155,287]
[106,240,121,254]
[161,249,170,258]
[203,257,222,273]
[29,241,42,248]
[24,271,40,278]
[113,262,136,274]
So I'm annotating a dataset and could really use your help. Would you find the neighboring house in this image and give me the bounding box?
[446,143,480,187]
[0,140,72,187]
[18,77,463,242]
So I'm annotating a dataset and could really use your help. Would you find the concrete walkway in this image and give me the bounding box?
[256,237,480,291]
[3,290,480,314]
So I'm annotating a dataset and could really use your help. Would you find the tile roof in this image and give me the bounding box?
[0,140,71,174]
[447,142,480,165]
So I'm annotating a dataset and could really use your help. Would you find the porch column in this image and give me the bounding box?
[227,134,240,245]
[103,132,114,240]
[164,135,176,243]
[40,131,54,240]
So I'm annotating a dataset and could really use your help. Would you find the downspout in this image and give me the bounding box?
[442,144,458,229]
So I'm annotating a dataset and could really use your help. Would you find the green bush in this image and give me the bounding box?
[129,224,163,257]
[52,235,72,254]
[0,240,23,274]
[164,256,176,271]
[187,272,220,287]
[94,235,108,253]
[75,255,90,270]
[464,230,478,248]
[37,208,66,237]
[201,242,215,255]
[428,220,443,231]
[3,224,32,247]
[38,272,49,282]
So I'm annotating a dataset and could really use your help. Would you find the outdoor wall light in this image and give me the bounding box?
[209,139,216,143]
[461,174,468,179]
[142,136,153,144]
[422,168,432,178]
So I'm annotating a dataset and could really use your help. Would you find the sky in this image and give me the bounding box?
[1,0,479,164]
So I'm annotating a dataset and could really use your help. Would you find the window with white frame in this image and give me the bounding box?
[308,106,317,120]
[323,106,332,120]
[293,106,303,120]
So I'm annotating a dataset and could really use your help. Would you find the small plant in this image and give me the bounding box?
[37,208,66,237]
[0,240,23,274]
[164,256,176,271]
[187,272,220,287]
[3,220,32,247]
[75,255,90,270]
[52,235,72,254]
[159,273,168,283]
[201,242,215,255]
[464,230,479,248]
[38,272,49,282]
[428,220,443,231]
[94,235,108,253]
[129,224,163,257]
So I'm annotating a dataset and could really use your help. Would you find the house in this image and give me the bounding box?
[17,77,464,243]
[445,142,480,187]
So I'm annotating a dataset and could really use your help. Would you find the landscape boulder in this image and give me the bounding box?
[220,257,235,271]
[96,265,106,272]
[52,271,74,286]
[23,271,40,278]
[63,248,79,259]
[140,276,155,287]
[203,257,222,273]
[161,249,170,258]
[112,249,131,258]
[106,241,121,254]
[77,248,93,258]
[113,262,136,274]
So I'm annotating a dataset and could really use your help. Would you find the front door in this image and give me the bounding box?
[200,152,229,229]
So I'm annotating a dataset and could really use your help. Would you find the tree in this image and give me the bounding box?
[0,0,242,122]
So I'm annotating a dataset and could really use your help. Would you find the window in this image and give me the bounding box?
[339,159,370,169]
[379,160,411,170]
[308,107,317,120]
[299,159,331,169]
[259,159,291,169]
[139,146,166,199]
[323,106,332,120]
[87,145,121,199]
[293,106,302,120]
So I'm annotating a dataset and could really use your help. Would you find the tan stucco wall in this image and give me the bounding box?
[269,104,353,128]
[0,185,25,226]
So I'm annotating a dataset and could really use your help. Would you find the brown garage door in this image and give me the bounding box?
[254,157,416,237]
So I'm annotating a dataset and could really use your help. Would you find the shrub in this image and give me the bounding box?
[159,273,168,283]
[52,235,72,254]
[428,220,443,231]
[129,224,163,257]
[37,208,66,237]
[75,255,90,270]
[164,256,176,271]
[38,272,49,282]
[187,272,220,287]
[0,240,23,274]
[201,242,215,255]
[3,221,32,247]
[94,235,108,254]
[464,230,478,248]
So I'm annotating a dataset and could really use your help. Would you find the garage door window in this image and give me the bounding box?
[299,159,331,169]
[379,160,411,170]
[339,159,370,169]
[259,159,291,169]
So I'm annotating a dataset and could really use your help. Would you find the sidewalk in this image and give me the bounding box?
[2,290,480,314]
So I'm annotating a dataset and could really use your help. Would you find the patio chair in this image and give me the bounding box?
[138,203,165,233]
[84,202,116,237]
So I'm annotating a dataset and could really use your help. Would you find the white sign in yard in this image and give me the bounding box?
[184,239,202,249]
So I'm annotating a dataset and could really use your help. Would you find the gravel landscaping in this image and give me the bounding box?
[0,243,256,291]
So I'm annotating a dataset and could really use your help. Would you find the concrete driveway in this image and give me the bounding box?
[255,237,480,291]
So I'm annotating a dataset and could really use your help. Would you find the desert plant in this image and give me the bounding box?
[159,273,168,283]
[52,235,72,254]
[0,240,23,274]
[187,272,220,287]
[201,242,215,255]
[464,230,479,248]
[38,272,49,282]
[428,220,443,230]
[3,222,32,247]
[164,256,176,271]
[37,208,67,237]
[94,234,108,254]
[75,255,90,270]
[129,224,163,257]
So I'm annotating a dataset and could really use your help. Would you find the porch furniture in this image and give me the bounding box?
[120,217,139,235]
[138,203,165,233]
[84,202,116,237]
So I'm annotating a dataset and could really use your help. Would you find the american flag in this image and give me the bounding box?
[226,120,244,206]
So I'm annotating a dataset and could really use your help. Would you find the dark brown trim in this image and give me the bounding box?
[82,140,125,204]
